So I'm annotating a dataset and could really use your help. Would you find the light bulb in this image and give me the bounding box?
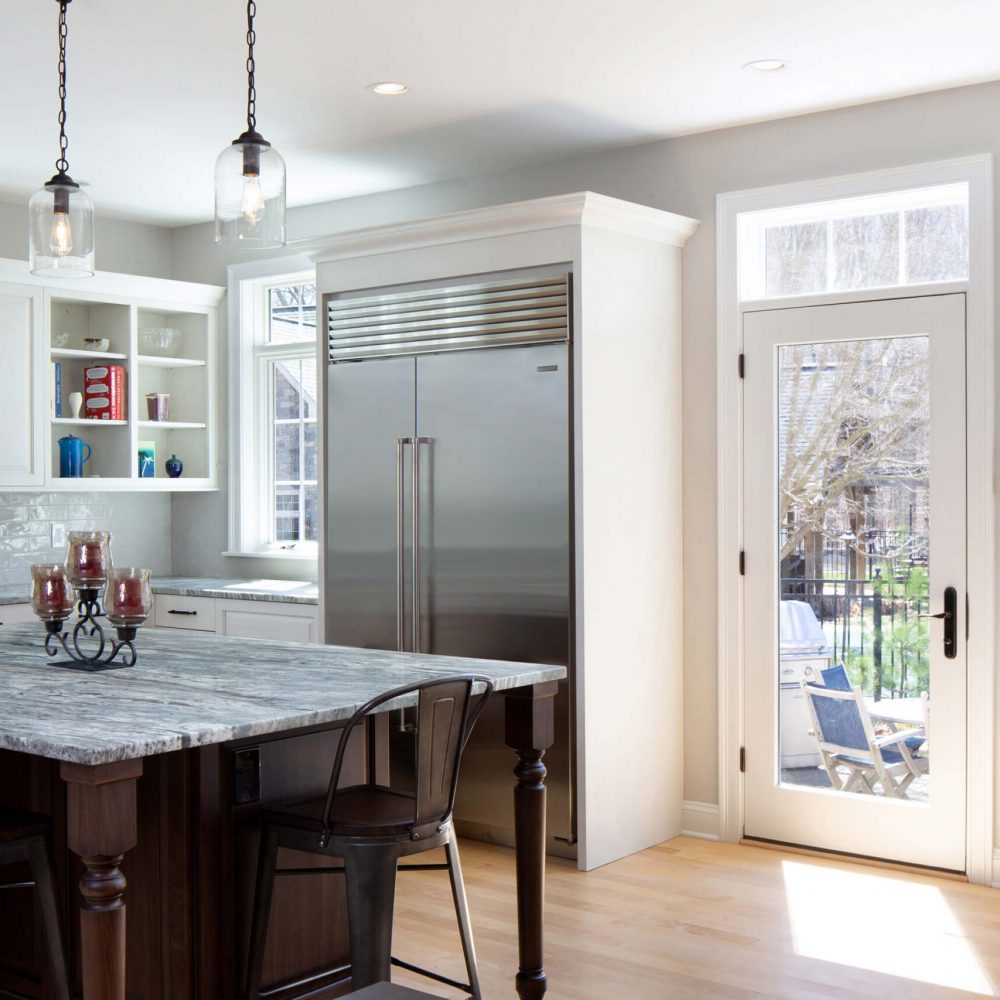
[241,174,266,226]
[49,211,73,256]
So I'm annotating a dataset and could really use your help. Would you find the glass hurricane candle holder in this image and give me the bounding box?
[65,530,111,588]
[106,568,153,627]
[30,564,75,622]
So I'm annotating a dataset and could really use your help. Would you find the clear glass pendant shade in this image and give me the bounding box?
[215,137,286,248]
[29,177,94,278]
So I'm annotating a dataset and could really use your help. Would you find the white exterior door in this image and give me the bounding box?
[0,283,44,488]
[743,294,967,871]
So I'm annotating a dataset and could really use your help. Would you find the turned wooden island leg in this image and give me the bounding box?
[505,680,557,1000]
[60,759,142,1000]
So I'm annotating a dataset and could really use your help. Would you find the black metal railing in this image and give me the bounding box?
[781,570,930,700]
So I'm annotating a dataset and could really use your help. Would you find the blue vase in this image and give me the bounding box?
[58,434,92,478]
[165,454,183,478]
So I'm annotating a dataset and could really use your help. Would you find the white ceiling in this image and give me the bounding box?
[3,0,1000,227]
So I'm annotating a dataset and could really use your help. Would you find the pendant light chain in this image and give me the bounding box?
[55,0,70,175]
[246,0,257,131]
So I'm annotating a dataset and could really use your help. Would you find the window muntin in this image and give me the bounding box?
[740,183,969,301]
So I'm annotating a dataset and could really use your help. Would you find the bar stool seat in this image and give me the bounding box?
[0,806,70,1000]
[245,676,494,1000]
[347,983,445,998]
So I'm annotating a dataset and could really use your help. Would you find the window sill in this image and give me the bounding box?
[222,549,319,562]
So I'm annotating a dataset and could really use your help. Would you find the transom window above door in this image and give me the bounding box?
[738,183,969,301]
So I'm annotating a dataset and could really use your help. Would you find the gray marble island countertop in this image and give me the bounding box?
[0,624,564,766]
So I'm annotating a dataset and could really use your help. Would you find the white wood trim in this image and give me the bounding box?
[0,257,223,307]
[715,154,995,883]
[309,192,698,263]
[681,801,721,841]
[225,254,315,558]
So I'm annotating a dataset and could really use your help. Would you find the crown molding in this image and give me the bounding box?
[309,192,699,264]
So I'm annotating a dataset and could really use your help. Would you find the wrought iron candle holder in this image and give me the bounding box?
[32,546,152,673]
[43,587,139,672]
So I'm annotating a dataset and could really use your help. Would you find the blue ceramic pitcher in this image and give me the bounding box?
[58,434,92,478]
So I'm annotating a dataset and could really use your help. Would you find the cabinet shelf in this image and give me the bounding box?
[50,348,128,361]
[52,417,128,427]
[138,420,207,430]
[136,355,206,369]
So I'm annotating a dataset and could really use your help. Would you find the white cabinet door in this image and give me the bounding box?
[0,604,37,625]
[0,284,44,487]
[215,599,318,643]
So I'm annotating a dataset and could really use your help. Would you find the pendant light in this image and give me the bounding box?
[29,0,95,278]
[215,1,286,247]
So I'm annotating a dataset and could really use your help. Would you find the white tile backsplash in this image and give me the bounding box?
[0,492,172,587]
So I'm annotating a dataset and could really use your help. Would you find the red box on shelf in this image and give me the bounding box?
[84,365,126,421]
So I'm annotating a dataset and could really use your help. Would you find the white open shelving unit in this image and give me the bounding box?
[0,259,224,492]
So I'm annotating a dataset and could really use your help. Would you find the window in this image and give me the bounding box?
[229,257,318,559]
[739,183,969,301]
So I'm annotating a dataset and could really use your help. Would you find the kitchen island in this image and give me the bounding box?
[0,625,563,1000]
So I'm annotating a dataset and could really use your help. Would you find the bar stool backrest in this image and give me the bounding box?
[320,675,495,844]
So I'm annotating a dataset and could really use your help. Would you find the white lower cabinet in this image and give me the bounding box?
[214,599,319,643]
[0,604,38,625]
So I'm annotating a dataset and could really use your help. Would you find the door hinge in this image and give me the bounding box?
[739,550,745,576]
[738,353,745,379]
[739,746,746,773]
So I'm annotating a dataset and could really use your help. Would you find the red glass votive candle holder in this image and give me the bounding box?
[106,568,153,627]
[65,530,111,588]
[30,564,75,622]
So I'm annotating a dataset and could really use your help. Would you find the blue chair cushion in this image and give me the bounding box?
[821,664,852,691]
[807,682,868,751]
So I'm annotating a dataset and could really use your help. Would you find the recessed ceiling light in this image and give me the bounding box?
[368,81,409,96]
[744,59,786,73]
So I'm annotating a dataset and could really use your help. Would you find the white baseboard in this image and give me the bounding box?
[990,848,1000,888]
[681,800,720,841]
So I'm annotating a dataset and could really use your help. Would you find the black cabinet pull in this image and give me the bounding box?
[167,609,198,616]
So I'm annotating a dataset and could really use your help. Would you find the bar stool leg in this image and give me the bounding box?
[245,827,280,1000]
[28,838,71,1000]
[343,842,399,990]
[445,833,482,1000]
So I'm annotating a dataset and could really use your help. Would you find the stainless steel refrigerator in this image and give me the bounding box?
[324,273,574,847]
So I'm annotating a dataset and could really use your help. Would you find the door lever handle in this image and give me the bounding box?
[919,587,957,659]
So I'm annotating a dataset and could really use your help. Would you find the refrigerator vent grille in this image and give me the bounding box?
[327,274,570,362]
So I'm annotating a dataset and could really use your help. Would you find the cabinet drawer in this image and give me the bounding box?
[215,599,318,643]
[154,594,216,631]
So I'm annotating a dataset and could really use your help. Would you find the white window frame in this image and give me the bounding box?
[226,254,318,560]
[715,155,995,884]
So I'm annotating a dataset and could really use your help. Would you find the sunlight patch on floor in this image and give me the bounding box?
[782,860,995,995]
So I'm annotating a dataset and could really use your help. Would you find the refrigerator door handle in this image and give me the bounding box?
[395,437,413,652]
[411,437,430,653]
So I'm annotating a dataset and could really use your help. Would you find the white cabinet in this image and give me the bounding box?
[0,604,38,625]
[0,284,44,487]
[215,599,319,643]
[153,594,217,631]
[0,258,223,493]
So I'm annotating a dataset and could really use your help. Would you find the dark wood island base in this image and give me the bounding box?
[0,682,557,1000]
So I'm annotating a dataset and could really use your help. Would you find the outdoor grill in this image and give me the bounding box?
[779,600,833,769]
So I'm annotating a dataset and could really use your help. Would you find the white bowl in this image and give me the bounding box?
[140,328,181,357]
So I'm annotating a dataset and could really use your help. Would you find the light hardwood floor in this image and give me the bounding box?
[391,836,1000,999]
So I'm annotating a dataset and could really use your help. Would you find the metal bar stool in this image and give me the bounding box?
[244,675,494,1000]
[0,806,71,1000]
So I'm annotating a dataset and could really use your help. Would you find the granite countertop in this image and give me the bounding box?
[0,577,318,607]
[152,577,318,605]
[0,624,564,766]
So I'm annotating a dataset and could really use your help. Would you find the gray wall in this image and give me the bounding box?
[169,77,1000,812]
